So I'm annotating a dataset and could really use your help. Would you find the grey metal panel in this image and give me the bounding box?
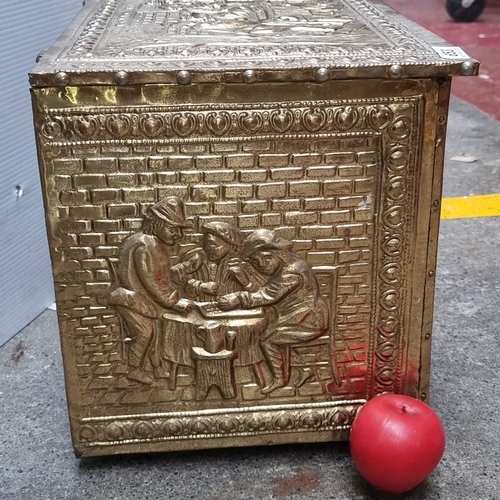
[0,0,82,346]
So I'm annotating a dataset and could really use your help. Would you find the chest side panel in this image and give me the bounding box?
[32,79,442,456]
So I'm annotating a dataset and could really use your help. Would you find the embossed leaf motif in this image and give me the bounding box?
[171,113,197,137]
[302,108,327,132]
[140,114,164,137]
[246,417,267,432]
[376,367,396,385]
[269,109,294,133]
[383,206,404,229]
[191,420,210,434]
[275,413,294,430]
[333,107,359,130]
[367,106,393,130]
[133,421,153,439]
[389,117,411,140]
[105,422,124,441]
[378,315,399,337]
[380,263,401,284]
[219,418,237,433]
[302,411,323,428]
[382,235,403,256]
[386,176,406,200]
[205,112,231,136]
[239,112,263,134]
[377,341,397,361]
[161,420,182,436]
[332,410,350,426]
[73,116,99,138]
[381,290,399,311]
[387,145,408,171]
[42,119,63,140]
[78,425,97,442]
[107,115,131,137]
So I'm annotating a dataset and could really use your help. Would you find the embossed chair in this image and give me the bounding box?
[288,268,340,391]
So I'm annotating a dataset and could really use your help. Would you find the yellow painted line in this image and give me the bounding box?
[441,194,500,220]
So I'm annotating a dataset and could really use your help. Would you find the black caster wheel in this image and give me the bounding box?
[446,0,486,22]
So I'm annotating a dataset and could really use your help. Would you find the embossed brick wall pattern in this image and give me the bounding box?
[49,136,378,410]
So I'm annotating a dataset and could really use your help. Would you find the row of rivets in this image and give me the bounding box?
[53,62,477,87]
[388,62,476,79]
[54,68,332,87]
[53,69,335,86]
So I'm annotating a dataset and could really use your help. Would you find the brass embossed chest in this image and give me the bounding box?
[30,0,478,457]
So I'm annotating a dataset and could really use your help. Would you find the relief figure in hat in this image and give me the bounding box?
[108,196,193,385]
[171,221,258,300]
[217,228,330,394]
[170,221,266,369]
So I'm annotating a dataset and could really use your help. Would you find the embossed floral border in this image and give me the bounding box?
[40,97,415,145]
[76,400,364,450]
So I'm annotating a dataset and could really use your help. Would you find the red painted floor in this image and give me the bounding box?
[383,0,500,120]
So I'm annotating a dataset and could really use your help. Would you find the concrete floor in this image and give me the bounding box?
[1,96,499,499]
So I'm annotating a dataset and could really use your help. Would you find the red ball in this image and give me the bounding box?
[350,394,446,494]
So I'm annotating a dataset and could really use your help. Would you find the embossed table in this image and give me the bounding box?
[30,0,478,457]
[161,304,268,391]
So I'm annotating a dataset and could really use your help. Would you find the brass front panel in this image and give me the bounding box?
[32,79,446,456]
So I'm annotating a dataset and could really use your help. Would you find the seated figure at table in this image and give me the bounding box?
[171,221,257,299]
[170,221,266,374]
[217,229,329,394]
[108,197,193,385]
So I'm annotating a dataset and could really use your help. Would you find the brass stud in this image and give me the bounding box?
[425,333,431,340]
[115,71,130,86]
[54,72,70,87]
[315,67,330,82]
[243,70,257,84]
[421,392,427,400]
[388,65,403,79]
[428,270,435,277]
[177,70,192,85]
[461,61,476,76]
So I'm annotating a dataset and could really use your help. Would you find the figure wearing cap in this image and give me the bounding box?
[109,196,192,385]
[170,221,265,370]
[218,229,330,394]
[171,221,256,300]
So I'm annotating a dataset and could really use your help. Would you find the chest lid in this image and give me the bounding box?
[30,0,478,87]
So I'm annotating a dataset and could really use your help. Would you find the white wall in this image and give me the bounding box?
[0,0,83,345]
